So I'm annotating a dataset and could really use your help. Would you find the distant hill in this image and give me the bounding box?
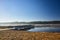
[29,21,60,24]
[0,21,60,24]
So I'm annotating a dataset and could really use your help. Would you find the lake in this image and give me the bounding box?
[27,27,60,32]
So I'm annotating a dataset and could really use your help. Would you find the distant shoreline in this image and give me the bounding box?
[0,24,60,27]
[33,24,60,27]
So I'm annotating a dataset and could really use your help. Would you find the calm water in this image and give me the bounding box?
[27,27,60,32]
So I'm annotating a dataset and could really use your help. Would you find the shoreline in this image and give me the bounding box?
[0,24,60,27]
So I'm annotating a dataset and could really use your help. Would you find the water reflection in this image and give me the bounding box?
[27,27,60,32]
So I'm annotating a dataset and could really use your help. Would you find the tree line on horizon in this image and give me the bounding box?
[29,21,60,24]
[15,21,60,24]
[0,21,60,24]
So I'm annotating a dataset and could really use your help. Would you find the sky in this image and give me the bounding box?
[0,0,60,22]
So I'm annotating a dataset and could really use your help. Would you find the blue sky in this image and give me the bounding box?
[0,0,60,22]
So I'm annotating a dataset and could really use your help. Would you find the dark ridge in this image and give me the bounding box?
[29,21,60,24]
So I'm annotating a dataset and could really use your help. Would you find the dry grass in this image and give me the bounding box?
[0,30,60,40]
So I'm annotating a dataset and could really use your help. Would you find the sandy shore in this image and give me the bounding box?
[0,30,60,40]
